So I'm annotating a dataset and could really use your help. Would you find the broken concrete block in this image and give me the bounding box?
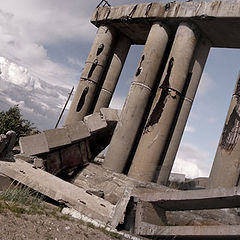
[84,113,107,133]
[100,108,121,122]
[44,128,71,149]
[0,173,13,191]
[6,131,16,153]
[66,121,90,143]
[19,133,49,156]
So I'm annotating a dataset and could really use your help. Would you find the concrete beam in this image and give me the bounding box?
[136,223,240,238]
[92,1,240,48]
[0,157,120,226]
[137,187,240,211]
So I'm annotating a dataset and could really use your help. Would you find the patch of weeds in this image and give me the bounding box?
[0,184,44,216]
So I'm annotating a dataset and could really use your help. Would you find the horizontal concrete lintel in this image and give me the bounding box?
[137,187,240,211]
[92,1,240,48]
[138,222,240,237]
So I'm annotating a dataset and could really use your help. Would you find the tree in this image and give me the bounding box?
[0,105,39,142]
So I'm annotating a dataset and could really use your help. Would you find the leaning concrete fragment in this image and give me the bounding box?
[0,157,118,226]
[5,131,16,153]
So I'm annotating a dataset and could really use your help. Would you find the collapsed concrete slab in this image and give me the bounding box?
[0,157,130,228]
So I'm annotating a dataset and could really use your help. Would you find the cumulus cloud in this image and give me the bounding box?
[172,143,213,179]
[0,57,70,130]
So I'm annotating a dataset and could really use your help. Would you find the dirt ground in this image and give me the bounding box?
[0,200,129,240]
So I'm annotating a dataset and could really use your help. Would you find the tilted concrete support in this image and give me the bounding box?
[103,22,169,173]
[94,35,131,112]
[64,25,116,125]
[128,22,198,182]
[157,37,211,185]
[209,75,240,188]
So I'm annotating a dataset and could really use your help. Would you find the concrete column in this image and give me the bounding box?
[208,75,240,188]
[157,37,211,185]
[103,22,170,173]
[94,35,131,112]
[128,22,198,182]
[64,25,116,125]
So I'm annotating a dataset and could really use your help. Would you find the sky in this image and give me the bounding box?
[0,0,239,179]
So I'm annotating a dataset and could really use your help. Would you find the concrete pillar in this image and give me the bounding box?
[103,22,170,173]
[64,25,116,125]
[94,35,131,112]
[208,74,240,188]
[157,37,211,185]
[128,22,198,182]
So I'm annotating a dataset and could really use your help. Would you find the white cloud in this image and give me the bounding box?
[0,1,99,88]
[197,72,215,96]
[185,125,195,133]
[172,143,213,179]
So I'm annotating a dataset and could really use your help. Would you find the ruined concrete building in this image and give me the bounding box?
[2,0,240,238]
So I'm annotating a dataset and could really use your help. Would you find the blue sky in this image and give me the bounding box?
[0,0,239,178]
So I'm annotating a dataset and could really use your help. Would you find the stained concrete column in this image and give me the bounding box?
[208,75,240,188]
[128,22,198,182]
[157,37,211,185]
[64,25,116,125]
[103,22,170,173]
[94,35,131,112]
